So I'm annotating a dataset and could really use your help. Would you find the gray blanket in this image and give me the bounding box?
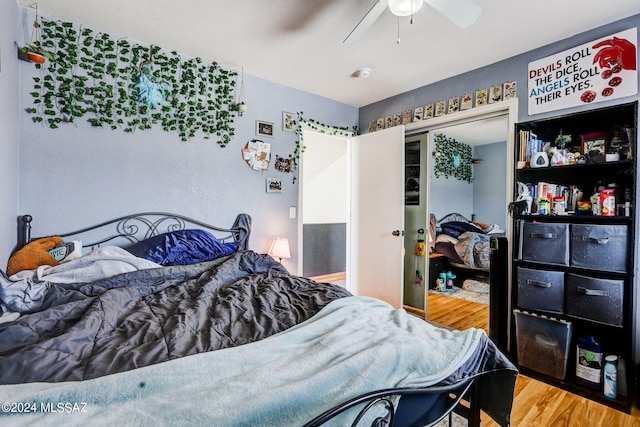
[0,250,351,384]
[455,231,491,268]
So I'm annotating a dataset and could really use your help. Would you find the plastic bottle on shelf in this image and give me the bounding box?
[600,189,616,216]
[603,355,618,399]
[576,335,603,389]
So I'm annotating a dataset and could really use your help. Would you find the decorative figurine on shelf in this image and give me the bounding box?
[555,129,572,150]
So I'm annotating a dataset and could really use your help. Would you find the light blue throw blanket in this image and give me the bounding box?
[0,296,484,426]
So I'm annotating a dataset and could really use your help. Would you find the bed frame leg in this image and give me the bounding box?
[468,381,482,427]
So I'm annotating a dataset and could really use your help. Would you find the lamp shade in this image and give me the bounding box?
[268,237,291,260]
[388,0,423,17]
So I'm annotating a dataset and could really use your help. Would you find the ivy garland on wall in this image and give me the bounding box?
[290,112,357,168]
[433,133,473,182]
[28,18,237,146]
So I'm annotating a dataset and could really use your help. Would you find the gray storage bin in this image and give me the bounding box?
[570,224,628,273]
[514,309,572,380]
[566,273,624,326]
[519,221,569,265]
[517,267,564,313]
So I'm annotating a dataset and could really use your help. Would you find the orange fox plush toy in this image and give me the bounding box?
[6,236,63,276]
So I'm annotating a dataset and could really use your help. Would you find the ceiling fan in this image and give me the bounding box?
[344,0,481,43]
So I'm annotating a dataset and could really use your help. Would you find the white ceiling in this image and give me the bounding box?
[17,0,640,109]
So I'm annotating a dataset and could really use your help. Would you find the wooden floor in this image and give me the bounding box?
[406,292,640,426]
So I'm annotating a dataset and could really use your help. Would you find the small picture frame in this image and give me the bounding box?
[475,89,488,107]
[489,84,503,103]
[256,120,274,137]
[394,112,402,126]
[460,93,473,110]
[385,115,393,128]
[282,112,295,132]
[423,104,434,119]
[448,96,459,114]
[503,81,517,100]
[368,120,376,133]
[402,110,412,125]
[582,137,607,155]
[266,178,283,193]
[413,106,424,121]
[376,118,384,131]
[435,100,446,117]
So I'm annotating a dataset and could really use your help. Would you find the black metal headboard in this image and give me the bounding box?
[18,212,252,251]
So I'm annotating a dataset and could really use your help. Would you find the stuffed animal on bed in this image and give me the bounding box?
[6,236,63,276]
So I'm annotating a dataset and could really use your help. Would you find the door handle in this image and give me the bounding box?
[392,230,405,237]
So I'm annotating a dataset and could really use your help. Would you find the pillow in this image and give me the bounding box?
[48,240,83,264]
[7,236,63,276]
[440,221,483,238]
[125,229,238,266]
[435,234,458,244]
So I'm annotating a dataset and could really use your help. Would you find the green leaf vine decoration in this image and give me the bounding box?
[433,133,473,182]
[27,17,237,146]
[291,112,357,168]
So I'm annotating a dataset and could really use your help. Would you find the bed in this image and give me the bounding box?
[431,213,506,284]
[0,212,517,426]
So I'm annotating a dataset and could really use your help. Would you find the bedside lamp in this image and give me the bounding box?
[268,237,291,263]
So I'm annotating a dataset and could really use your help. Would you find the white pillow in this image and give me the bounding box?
[436,234,458,244]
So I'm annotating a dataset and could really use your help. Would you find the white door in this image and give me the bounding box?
[349,126,405,308]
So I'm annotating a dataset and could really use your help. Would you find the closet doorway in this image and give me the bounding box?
[403,99,517,337]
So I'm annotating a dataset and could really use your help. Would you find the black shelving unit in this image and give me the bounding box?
[511,102,637,413]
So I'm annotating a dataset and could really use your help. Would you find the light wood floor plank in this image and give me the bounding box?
[413,292,640,426]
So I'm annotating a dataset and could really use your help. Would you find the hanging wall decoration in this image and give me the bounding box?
[242,139,271,171]
[433,133,473,182]
[291,112,356,170]
[274,155,294,173]
[135,46,170,109]
[25,16,238,146]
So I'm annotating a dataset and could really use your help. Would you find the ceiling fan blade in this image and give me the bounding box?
[343,0,389,44]
[424,0,481,29]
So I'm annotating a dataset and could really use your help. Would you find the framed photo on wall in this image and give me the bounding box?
[256,120,274,137]
[385,115,393,128]
[266,178,283,193]
[475,89,488,107]
[489,84,503,103]
[448,96,459,114]
[282,112,295,132]
[423,104,434,119]
[413,106,424,121]
[460,93,473,110]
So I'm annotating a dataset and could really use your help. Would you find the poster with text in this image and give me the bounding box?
[528,28,637,115]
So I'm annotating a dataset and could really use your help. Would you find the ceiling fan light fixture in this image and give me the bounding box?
[388,0,423,17]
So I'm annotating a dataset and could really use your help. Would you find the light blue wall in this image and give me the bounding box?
[428,141,507,228]
[15,11,357,272]
[428,136,474,222]
[0,1,20,264]
[360,15,640,131]
[473,141,507,229]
